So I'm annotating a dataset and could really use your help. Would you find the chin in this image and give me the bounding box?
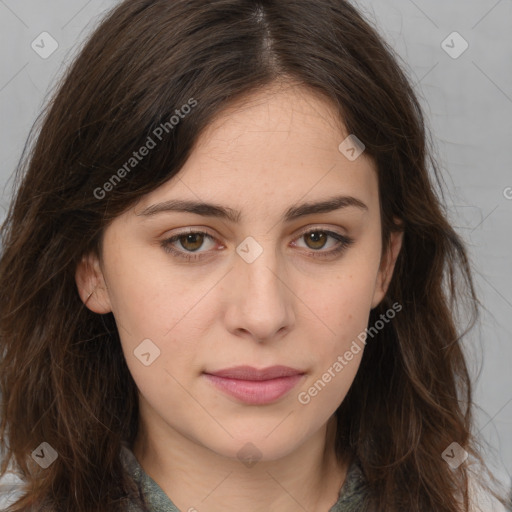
[207,430,305,464]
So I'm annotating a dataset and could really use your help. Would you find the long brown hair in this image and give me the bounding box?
[0,0,507,510]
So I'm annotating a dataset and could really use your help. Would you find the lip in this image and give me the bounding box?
[203,365,305,405]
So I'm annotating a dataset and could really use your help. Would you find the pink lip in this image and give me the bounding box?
[203,365,305,405]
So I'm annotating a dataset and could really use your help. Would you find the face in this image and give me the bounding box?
[76,81,402,462]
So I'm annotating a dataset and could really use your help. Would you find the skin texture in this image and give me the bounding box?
[75,81,403,512]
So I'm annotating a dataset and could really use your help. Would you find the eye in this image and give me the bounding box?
[160,228,354,261]
[292,228,354,259]
[161,230,218,261]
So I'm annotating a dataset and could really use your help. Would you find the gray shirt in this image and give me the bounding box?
[120,444,370,511]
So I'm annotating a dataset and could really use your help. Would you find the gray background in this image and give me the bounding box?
[0,0,511,491]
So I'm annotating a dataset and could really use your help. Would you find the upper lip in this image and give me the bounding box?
[205,365,304,381]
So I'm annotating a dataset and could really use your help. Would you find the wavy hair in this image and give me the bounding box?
[0,0,507,510]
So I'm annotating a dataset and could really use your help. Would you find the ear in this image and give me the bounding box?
[371,226,404,309]
[75,252,112,314]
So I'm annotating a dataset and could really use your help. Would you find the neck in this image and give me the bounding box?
[133,413,349,512]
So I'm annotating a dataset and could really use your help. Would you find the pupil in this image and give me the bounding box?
[308,232,326,249]
[182,233,203,251]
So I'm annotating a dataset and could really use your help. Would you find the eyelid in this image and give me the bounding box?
[160,225,354,261]
[162,224,348,242]
[295,224,347,239]
[159,228,219,261]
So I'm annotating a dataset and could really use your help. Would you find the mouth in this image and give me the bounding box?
[202,365,306,405]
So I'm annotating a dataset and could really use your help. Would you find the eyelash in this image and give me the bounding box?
[160,228,354,262]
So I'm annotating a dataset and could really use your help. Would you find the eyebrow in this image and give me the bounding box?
[136,195,368,223]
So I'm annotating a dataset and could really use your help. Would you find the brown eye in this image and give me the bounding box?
[293,229,355,259]
[177,233,205,252]
[161,228,354,262]
[303,231,328,250]
[160,230,217,260]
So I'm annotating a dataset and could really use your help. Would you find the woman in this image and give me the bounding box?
[0,0,509,510]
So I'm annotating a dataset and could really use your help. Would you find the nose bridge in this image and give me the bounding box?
[239,234,287,306]
[227,234,293,340]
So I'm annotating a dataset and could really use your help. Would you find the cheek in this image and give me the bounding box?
[103,243,219,376]
[315,267,378,338]
[104,242,204,338]
[295,265,377,403]
[295,331,363,428]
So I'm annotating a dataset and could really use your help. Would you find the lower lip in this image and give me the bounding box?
[203,374,304,405]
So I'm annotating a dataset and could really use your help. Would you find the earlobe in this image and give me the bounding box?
[371,228,404,309]
[75,252,112,314]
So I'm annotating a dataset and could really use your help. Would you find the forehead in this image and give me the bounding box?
[194,81,349,161]
[135,82,379,221]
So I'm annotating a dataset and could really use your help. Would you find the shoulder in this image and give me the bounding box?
[467,468,510,512]
[333,459,511,512]
[329,457,370,511]
[0,470,24,510]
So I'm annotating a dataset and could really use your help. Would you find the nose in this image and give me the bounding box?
[223,244,295,343]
